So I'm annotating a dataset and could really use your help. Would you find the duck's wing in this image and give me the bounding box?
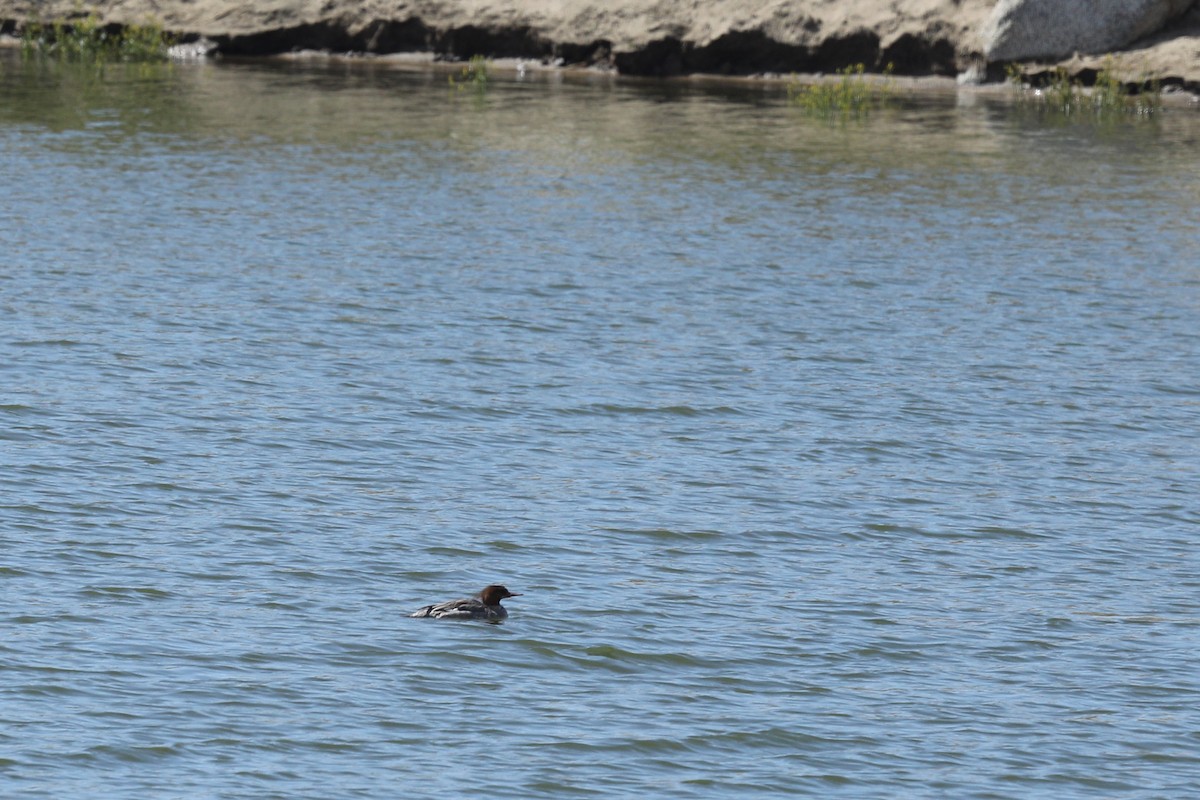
[408,603,437,618]
[431,603,483,619]
[411,597,479,619]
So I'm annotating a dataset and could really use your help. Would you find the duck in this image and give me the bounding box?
[409,585,522,621]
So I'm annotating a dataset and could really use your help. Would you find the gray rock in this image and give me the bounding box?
[982,0,1196,61]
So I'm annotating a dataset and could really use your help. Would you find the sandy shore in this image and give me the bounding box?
[1,1,1198,91]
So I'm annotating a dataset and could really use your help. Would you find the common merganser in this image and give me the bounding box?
[409,585,522,621]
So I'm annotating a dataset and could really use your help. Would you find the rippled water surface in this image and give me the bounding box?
[2,53,1199,798]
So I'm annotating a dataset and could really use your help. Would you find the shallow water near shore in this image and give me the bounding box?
[2,53,1199,798]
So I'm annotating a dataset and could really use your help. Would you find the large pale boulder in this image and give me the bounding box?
[982,0,1196,61]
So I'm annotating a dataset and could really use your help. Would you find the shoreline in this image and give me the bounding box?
[2,1,1199,99]
[276,52,1200,107]
[6,35,1199,108]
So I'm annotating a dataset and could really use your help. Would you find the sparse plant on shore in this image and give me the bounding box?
[1007,58,1161,117]
[1004,63,1024,89]
[787,63,894,116]
[449,55,491,94]
[20,12,171,63]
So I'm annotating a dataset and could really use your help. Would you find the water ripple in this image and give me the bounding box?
[2,54,1199,799]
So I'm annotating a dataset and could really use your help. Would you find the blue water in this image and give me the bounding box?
[2,55,1199,798]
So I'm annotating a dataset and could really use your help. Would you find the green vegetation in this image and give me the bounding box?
[787,64,894,116]
[1008,58,1161,116]
[20,13,171,63]
[449,55,491,93]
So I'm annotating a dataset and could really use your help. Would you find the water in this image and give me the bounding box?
[2,53,1199,798]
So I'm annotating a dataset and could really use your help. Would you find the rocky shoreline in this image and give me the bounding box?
[2,1,1199,94]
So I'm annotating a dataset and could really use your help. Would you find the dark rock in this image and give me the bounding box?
[881,32,957,76]
[686,30,811,75]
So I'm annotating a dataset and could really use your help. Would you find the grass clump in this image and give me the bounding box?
[1008,58,1161,116]
[788,63,894,116]
[449,55,491,93]
[21,12,171,63]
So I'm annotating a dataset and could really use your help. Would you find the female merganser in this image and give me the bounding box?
[409,585,522,621]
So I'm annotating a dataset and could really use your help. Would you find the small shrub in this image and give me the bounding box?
[114,18,172,62]
[1093,58,1161,115]
[449,55,490,93]
[20,13,171,62]
[1005,63,1024,89]
[1011,58,1161,117]
[1044,67,1081,113]
[788,63,894,116]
